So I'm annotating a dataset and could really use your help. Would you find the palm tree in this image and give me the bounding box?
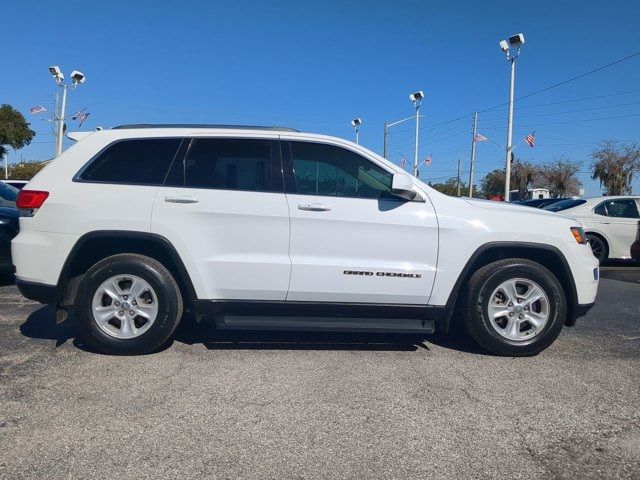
[591,140,640,195]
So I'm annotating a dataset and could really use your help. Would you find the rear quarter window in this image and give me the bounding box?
[78,138,182,185]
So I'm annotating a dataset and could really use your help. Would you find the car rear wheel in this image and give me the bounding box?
[75,254,183,355]
[464,258,566,356]
[586,234,607,262]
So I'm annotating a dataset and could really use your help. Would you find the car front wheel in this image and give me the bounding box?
[586,233,607,262]
[75,254,183,355]
[464,258,567,356]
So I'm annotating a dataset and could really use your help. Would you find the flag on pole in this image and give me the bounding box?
[400,154,408,169]
[77,112,90,126]
[423,155,432,167]
[71,109,90,126]
[473,133,488,143]
[29,105,47,115]
[525,131,535,147]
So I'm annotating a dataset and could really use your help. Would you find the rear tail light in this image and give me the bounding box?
[16,190,49,216]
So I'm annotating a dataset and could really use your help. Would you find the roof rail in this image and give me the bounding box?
[112,124,299,132]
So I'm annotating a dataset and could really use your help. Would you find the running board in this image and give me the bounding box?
[214,315,435,334]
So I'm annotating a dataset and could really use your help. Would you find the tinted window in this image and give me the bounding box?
[594,202,607,216]
[79,138,182,185]
[597,199,640,219]
[184,139,280,192]
[288,142,393,199]
[542,199,587,212]
[0,181,18,206]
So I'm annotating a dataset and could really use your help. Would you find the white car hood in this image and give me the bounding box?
[463,198,582,223]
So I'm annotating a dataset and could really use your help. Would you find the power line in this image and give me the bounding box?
[479,50,640,113]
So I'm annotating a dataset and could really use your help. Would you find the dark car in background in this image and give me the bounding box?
[515,197,569,209]
[1,179,28,190]
[0,182,20,270]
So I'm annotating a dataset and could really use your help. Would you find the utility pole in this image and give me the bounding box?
[383,122,388,159]
[56,86,68,157]
[468,112,478,197]
[3,153,7,180]
[498,33,525,202]
[504,57,516,202]
[53,92,60,157]
[409,91,425,177]
[456,158,461,196]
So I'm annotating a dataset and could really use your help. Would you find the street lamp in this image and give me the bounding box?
[49,65,86,157]
[409,90,424,177]
[351,117,362,144]
[499,33,524,202]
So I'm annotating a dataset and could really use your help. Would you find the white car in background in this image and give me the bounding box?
[544,196,640,261]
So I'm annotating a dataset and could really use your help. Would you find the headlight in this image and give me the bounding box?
[570,226,587,244]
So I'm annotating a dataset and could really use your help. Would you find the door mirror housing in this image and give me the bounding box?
[391,172,418,201]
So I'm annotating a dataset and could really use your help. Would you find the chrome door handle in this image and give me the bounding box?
[164,195,199,204]
[298,203,331,212]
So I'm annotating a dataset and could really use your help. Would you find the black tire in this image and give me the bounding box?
[586,233,608,263]
[75,254,183,355]
[464,258,567,356]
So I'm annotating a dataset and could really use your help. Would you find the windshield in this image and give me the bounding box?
[0,181,19,207]
[542,199,587,212]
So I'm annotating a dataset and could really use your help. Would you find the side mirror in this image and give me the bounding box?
[391,172,418,201]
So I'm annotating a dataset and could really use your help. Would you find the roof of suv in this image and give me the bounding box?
[112,124,300,132]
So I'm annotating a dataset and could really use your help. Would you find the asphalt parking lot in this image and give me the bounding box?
[1,265,639,480]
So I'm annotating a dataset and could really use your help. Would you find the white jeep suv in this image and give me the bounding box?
[12,125,599,356]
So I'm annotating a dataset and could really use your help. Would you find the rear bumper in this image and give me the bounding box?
[15,278,58,305]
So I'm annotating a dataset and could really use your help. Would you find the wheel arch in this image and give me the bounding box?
[57,231,198,308]
[584,230,610,257]
[439,242,579,332]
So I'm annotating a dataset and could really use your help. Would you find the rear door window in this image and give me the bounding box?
[181,138,282,192]
[78,138,182,185]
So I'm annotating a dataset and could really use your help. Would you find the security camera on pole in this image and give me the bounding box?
[49,66,86,157]
[351,118,362,144]
[498,33,524,202]
[409,91,424,177]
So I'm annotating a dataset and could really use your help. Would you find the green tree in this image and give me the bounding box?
[591,140,640,195]
[511,159,538,199]
[537,157,582,198]
[428,177,467,196]
[9,161,47,180]
[481,169,506,197]
[0,105,36,158]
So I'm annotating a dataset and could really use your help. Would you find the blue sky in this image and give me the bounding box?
[3,0,639,195]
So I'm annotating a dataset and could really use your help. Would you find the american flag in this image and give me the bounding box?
[400,155,407,169]
[525,131,535,147]
[473,133,488,143]
[29,105,46,115]
[423,155,432,167]
[71,109,90,126]
[77,112,90,126]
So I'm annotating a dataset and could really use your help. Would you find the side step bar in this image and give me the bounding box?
[214,315,435,334]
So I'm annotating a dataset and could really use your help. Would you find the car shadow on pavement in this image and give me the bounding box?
[20,306,77,348]
[18,308,486,355]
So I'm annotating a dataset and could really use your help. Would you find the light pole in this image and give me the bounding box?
[351,118,362,144]
[49,66,86,157]
[409,91,424,177]
[499,34,524,202]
